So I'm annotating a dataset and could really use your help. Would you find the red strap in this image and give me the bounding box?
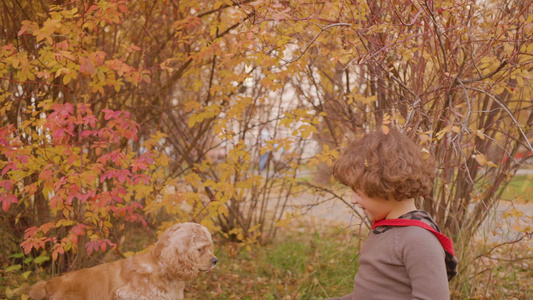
[372,219,455,256]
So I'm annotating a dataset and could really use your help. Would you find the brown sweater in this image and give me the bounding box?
[328,216,450,299]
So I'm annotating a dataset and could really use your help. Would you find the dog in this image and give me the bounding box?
[29,222,217,300]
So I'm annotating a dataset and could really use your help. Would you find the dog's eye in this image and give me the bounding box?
[197,248,203,253]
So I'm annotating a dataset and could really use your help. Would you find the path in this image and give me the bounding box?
[282,188,533,244]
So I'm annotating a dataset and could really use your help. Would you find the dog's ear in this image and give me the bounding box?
[154,223,200,279]
[152,223,183,260]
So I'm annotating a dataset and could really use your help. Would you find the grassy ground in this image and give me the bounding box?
[2,216,532,299]
[186,221,359,299]
[185,224,533,300]
[501,174,533,203]
[450,238,533,299]
[1,220,359,300]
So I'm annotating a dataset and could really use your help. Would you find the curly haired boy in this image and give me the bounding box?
[327,127,458,300]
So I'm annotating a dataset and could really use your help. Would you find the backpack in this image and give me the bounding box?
[372,218,458,281]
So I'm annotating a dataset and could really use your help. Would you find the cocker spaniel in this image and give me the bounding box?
[29,222,217,300]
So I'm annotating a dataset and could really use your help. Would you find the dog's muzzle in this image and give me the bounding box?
[211,257,218,266]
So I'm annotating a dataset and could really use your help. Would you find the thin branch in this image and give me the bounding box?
[282,23,352,65]
[459,59,508,85]
[197,0,257,18]
[423,0,448,73]
[461,85,533,154]
[299,181,370,228]
[480,255,533,262]
[473,232,532,261]
[343,33,424,68]
[388,0,423,26]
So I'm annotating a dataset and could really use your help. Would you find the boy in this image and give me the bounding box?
[327,127,458,300]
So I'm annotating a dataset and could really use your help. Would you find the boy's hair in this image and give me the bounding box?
[332,127,435,201]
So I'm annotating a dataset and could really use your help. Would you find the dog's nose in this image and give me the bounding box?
[211,257,218,266]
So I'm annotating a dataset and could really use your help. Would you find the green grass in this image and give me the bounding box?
[186,225,359,299]
[500,174,533,202]
[0,222,357,300]
[4,216,531,299]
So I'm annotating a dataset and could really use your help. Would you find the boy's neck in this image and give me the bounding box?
[385,198,417,219]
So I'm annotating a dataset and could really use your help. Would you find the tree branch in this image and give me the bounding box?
[459,59,508,85]
[282,23,352,65]
[461,85,533,154]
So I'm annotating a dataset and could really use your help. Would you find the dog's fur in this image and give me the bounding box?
[29,222,217,300]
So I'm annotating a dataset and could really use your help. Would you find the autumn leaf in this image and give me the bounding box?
[0,193,18,212]
[473,153,487,166]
